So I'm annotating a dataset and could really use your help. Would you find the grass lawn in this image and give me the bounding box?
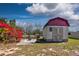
[1,38,79,56]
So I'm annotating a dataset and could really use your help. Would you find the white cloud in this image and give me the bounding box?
[26,3,79,20]
[26,4,49,14]
[26,3,79,31]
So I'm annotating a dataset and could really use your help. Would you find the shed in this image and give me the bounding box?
[43,17,69,42]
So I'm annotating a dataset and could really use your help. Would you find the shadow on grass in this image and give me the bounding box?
[69,36,79,40]
[36,39,68,43]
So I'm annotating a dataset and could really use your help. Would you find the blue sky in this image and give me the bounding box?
[0,3,79,32]
[0,3,50,27]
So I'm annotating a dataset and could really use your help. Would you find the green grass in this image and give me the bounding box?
[67,38,79,46]
[11,38,79,56]
[36,39,79,51]
[1,37,79,56]
[34,38,79,47]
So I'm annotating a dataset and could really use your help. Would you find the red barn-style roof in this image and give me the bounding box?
[44,17,69,28]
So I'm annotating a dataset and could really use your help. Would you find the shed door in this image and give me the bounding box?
[52,27,63,41]
[52,27,58,41]
[58,27,63,39]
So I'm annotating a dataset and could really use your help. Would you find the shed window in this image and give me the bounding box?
[49,27,52,32]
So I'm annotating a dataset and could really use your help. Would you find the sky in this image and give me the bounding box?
[0,3,79,32]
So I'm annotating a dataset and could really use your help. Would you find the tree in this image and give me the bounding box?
[0,28,9,43]
[0,17,7,23]
[0,28,4,41]
[25,23,33,34]
[34,23,42,31]
[32,29,42,35]
[9,19,16,27]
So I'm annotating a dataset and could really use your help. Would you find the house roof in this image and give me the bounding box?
[43,17,69,29]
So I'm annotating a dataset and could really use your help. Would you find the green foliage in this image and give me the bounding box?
[0,28,4,33]
[0,17,17,43]
[32,29,42,35]
[0,17,7,23]
[9,19,16,27]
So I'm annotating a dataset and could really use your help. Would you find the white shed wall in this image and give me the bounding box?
[43,26,68,41]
